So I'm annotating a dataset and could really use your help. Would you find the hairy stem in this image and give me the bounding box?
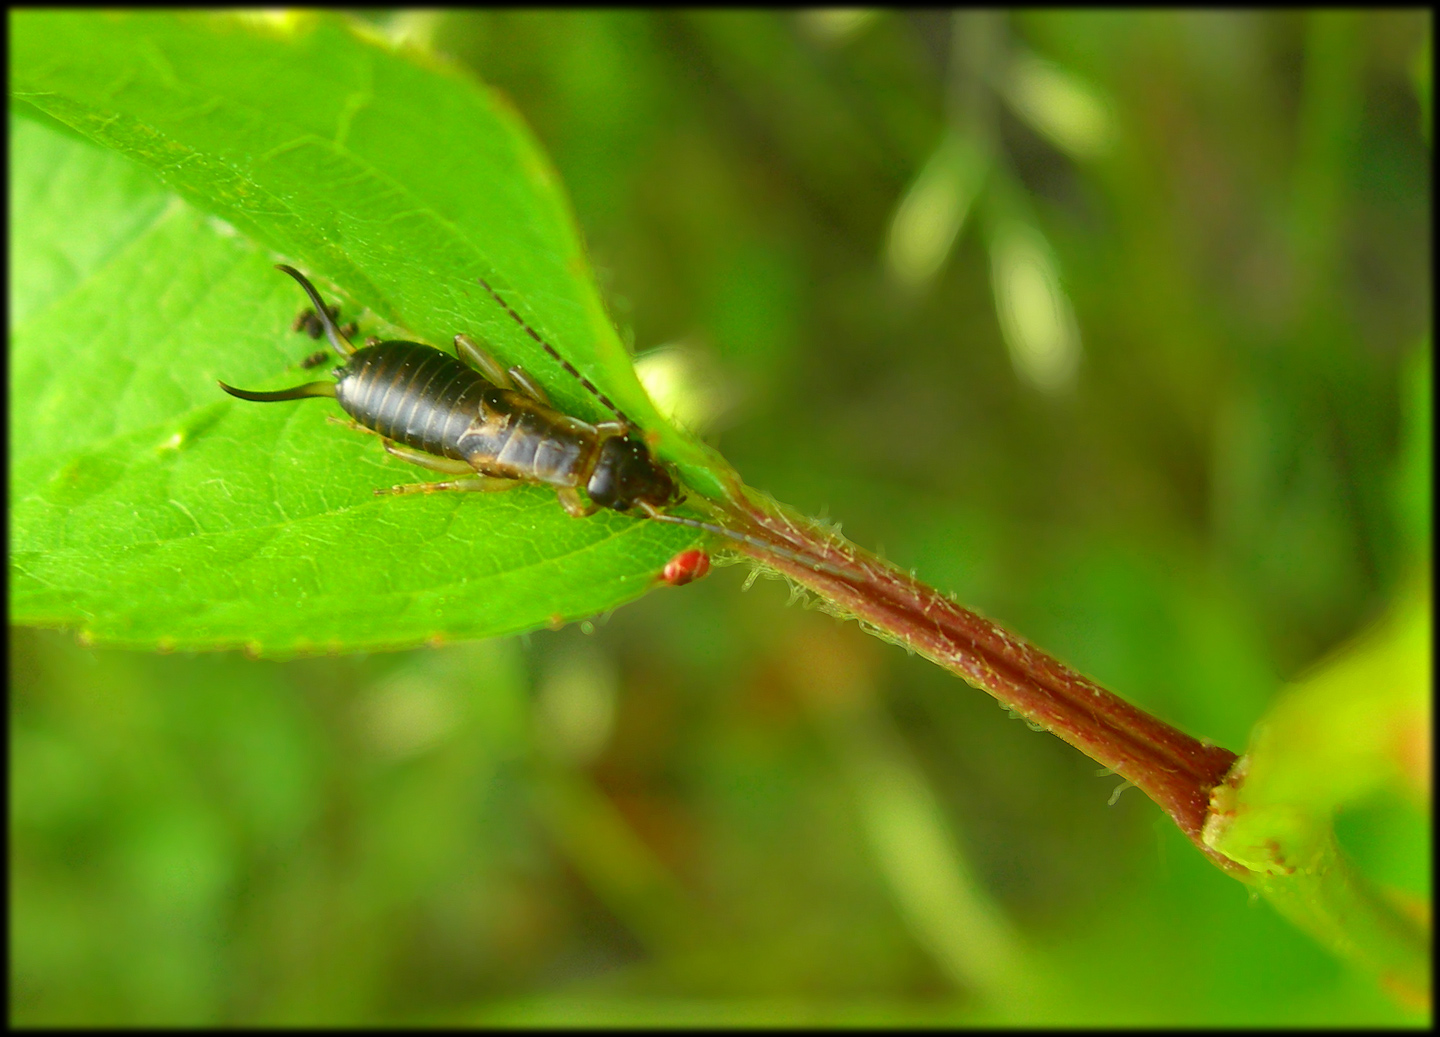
[715,490,1251,877]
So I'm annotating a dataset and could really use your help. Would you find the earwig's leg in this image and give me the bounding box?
[507,365,551,406]
[381,440,474,474]
[326,414,384,438]
[376,474,518,496]
[556,486,596,517]
[591,421,629,454]
[322,418,478,476]
[455,334,514,387]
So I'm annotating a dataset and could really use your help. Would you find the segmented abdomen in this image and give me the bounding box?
[333,340,599,487]
[335,341,490,461]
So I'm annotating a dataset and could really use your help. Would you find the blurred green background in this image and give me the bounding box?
[10,10,1430,1024]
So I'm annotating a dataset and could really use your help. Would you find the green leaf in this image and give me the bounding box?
[1203,587,1431,1003]
[10,11,730,654]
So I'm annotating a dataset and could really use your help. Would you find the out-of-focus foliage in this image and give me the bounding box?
[1206,580,1430,1005]
[10,10,1430,1025]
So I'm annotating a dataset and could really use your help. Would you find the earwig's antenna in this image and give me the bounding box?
[477,277,633,427]
[276,265,356,358]
[639,506,852,579]
[473,276,840,578]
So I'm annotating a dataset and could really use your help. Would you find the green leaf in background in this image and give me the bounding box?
[10,11,722,653]
[1205,585,1431,1005]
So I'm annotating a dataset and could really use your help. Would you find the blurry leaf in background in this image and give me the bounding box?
[884,131,989,293]
[634,343,742,436]
[1219,588,1429,849]
[1391,341,1432,568]
[984,211,1082,394]
[1413,33,1432,142]
[786,621,1025,998]
[1205,584,1430,1006]
[999,49,1116,162]
[794,9,882,50]
[535,643,620,766]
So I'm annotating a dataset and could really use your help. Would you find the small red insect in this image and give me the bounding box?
[659,548,711,586]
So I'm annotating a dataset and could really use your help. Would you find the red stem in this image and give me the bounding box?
[718,492,1250,876]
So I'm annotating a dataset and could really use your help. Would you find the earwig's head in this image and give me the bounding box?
[587,435,677,512]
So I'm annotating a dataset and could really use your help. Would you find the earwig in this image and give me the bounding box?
[220,265,847,577]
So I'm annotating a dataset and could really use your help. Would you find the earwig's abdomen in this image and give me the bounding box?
[335,340,601,487]
[336,341,491,461]
[458,404,595,488]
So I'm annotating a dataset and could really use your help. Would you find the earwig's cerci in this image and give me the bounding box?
[219,265,839,574]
